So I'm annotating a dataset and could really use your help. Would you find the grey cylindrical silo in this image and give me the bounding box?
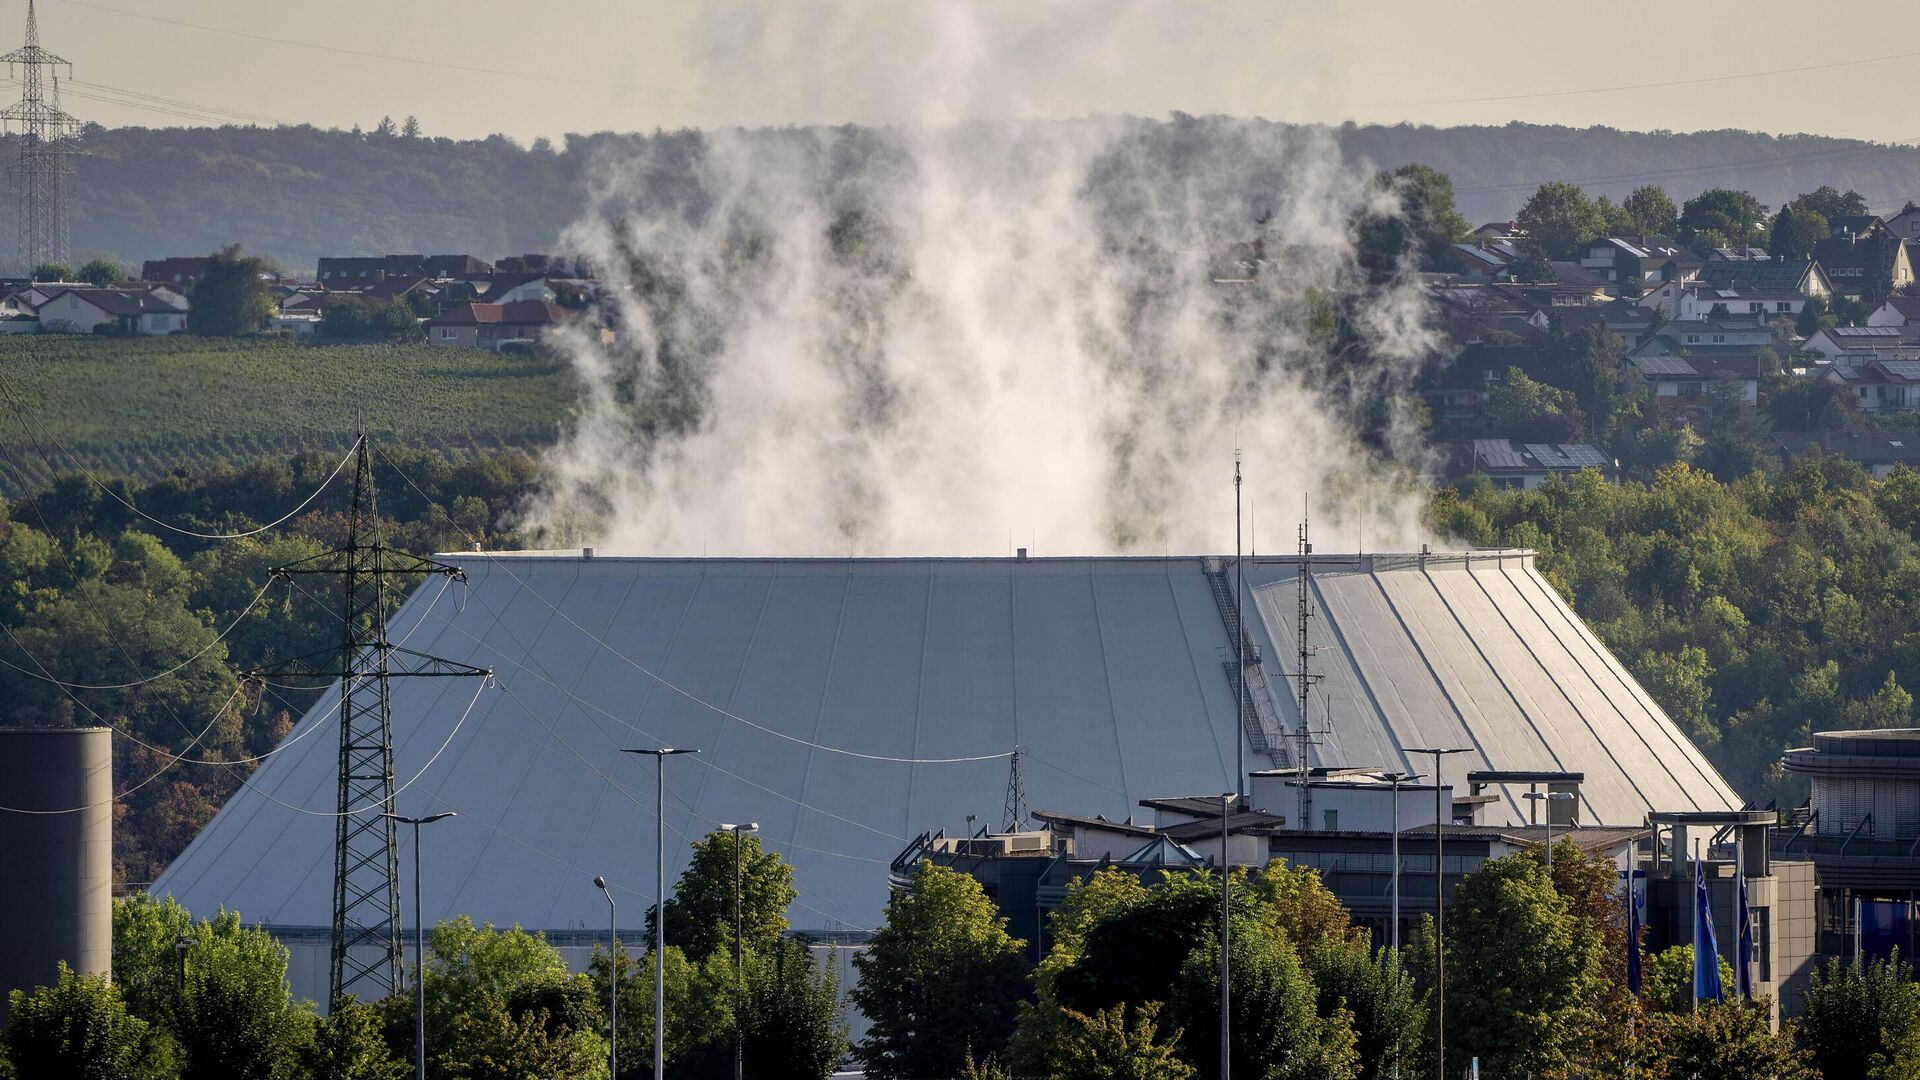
[0,727,112,1019]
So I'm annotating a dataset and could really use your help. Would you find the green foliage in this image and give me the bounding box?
[1167,922,1359,1080]
[851,861,1028,1080]
[187,246,275,337]
[1647,1000,1814,1079]
[1797,185,1871,221]
[1441,851,1607,1077]
[1641,945,1736,1016]
[171,908,311,1080]
[652,828,799,963]
[1053,1004,1195,1080]
[297,1001,408,1080]
[1798,952,1920,1080]
[31,262,70,283]
[737,940,849,1080]
[1770,204,1830,259]
[1623,185,1680,236]
[0,337,575,495]
[1516,181,1603,259]
[1353,163,1470,279]
[113,893,199,1027]
[590,944,734,1078]
[424,917,607,1080]
[1480,367,1583,443]
[1303,940,1426,1080]
[77,258,128,286]
[318,296,424,342]
[1680,189,1767,251]
[3,964,171,1080]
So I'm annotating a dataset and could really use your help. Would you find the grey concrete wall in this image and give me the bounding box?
[0,728,113,1019]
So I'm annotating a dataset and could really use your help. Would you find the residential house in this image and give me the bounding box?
[1575,236,1703,287]
[1424,281,1549,343]
[138,257,211,291]
[1813,231,1913,301]
[1628,320,1772,405]
[1826,215,1887,240]
[1823,354,1920,414]
[1676,281,1811,322]
[1801,325,1920,360]
[1886,205,1920,244]
[1696,257,1832,297]
[1867,296,1920,327]
[1449,242,1512,277]
[478,272,559,305]
[1774,431,1920,479]
[1456,439,1615,489]
[1470,221,1523,243]
[1424,343,1542,419]
[426,300,573,350]
[1706,246,1775,262]
[317,254,492,287]
[29,286,187,335]
[1552,300,1656,340]
[1638,259,1830,318]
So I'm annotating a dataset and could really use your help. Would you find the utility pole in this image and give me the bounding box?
[1,1,81,274]
[1233,452,1244,798]
[251,432,491,1006]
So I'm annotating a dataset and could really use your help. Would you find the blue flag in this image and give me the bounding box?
[1626,865,1642,995]
[1736,869,1754,1001]
[1695,859,1723,1003]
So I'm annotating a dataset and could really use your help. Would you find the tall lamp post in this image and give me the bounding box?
[720,822,759,1080]
[623,747,699,1080]
[1406,747,1469,1080]
[1219,791,1234,1080]
[1381,772,1420,1080]
[1524,791,1577,876]
[594,876,618,1080]
[385,810,457,1080]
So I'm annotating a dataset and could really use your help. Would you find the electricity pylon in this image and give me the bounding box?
[1,1,81,273]
[250,434,490,1005]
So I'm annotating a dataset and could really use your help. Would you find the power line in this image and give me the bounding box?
[0,577,278,689]
[0,682,245,814]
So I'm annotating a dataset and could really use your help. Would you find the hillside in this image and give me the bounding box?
[13,119,1919,271]
[0,337,577,494]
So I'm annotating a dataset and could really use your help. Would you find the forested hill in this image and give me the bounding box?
[20,118,1920,272]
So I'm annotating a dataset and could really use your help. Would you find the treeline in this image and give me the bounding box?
[0,446,538,883]
[26,119,1920,270]
[23,832,1920,1078]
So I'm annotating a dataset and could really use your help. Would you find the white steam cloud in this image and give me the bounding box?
[529,7,1442,556]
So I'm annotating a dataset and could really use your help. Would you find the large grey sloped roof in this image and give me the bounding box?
[153,551,1738,934]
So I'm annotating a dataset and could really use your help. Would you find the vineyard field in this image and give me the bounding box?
[0,337,580,494]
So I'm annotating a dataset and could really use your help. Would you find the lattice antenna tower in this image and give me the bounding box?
[1003,746,1028,833]
[249,431,491,1006]
[1290,513,1327,829]
[1,0,82,273]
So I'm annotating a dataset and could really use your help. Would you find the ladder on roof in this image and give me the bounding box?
[1203,559,1290,769]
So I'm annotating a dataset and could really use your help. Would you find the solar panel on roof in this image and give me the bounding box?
[1879,360,1920,380]
[1522,443,1569,468]
[1836,326,1901,337]
[1638,357,1697,376]
[1562,446,1611,468]
[1474,439,1528,470]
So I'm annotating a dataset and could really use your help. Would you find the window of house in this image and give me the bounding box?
[1712,334,1725,343]
[1680,381,1703,396]
[439,328,454,340]
[1749,303,1762,312]
[1685,334,1700,343]
[1778,302,1792,312]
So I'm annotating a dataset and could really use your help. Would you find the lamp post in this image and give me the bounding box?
[1219,792,1234,1080]
[1406,747,1470,1080]
[385,810,458,1080]
[1524,791,1577,876]
[622,747,699,1080]
[594,876,617,1080]
[720,822,759,1080]
[173,933,196,993]
[1380,771,1420,1080]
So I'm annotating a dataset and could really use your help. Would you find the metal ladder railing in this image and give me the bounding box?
[1203,559,1290,769]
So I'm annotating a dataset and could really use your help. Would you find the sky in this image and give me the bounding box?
[16,0,1920,145]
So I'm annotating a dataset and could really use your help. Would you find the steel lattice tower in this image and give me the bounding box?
[252,434,490,1005]
[1,1,80,274]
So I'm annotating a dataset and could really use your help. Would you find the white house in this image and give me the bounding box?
[1802,325,1920,360]
[30,287,187,335]
[1868,297,1920,327]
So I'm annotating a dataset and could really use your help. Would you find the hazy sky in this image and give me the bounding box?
[21,0,1920,145]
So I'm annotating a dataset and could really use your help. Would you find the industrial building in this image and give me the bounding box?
[151,550,1741,1001]
[0,727,112,1021]
[1779,729,1920,956]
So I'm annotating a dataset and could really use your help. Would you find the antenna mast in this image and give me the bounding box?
[249,432,491,1006]
[1233,451,1245,799]
[1,1,81,273]
[1292,513,1325,830]
[1003,746,1028,832]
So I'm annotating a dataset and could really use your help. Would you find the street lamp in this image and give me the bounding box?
[1406,747,1470,1080]
[594,875,617,1080]
[173,933,196,993]
[1219,792,1234,1080]
[720,823,759,1080]
[622,747,700,1080]
[1524,791,1577,875]
[385,810,458,1080]
[1380,771,1420,1080]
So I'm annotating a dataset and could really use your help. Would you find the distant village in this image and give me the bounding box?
[0,251,601,351]
[1410,202,1920,488]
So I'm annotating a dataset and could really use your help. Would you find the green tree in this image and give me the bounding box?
[318,295,424,342]
[113,892,198,1026]
[1648,1000,1813,1079]
[1168,926,1359,1080]
[1506,242,1557,283]
[1796,185,1870,221]
[851,861,1028,1080]
[1596,194,1634,235]
[1798,953,1920,1080]
[1054,1003,1196,1080]
[172,908,312,1080]
[1624,185,1680,236]
[30,262,70,282]
[76,258,128,286]
[738,940,849,1080]
[4,964,172,1080]
[297,1000,407,1080]
[1302,939,1426,1080]
[590,944,733,1080]
[401,115,421,139]
[425,917,607,1080]
[186,245,273,336]
[1769,204,1830,259]
[1442,852,1607,1077]
[1353,163,1470,278]
[1680,189,1767,251]
[1481,367,1583,443]
[1517,181,1603,259]
[652,828,799,963]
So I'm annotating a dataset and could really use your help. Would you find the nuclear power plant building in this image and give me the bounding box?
[153,549,1740,992]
